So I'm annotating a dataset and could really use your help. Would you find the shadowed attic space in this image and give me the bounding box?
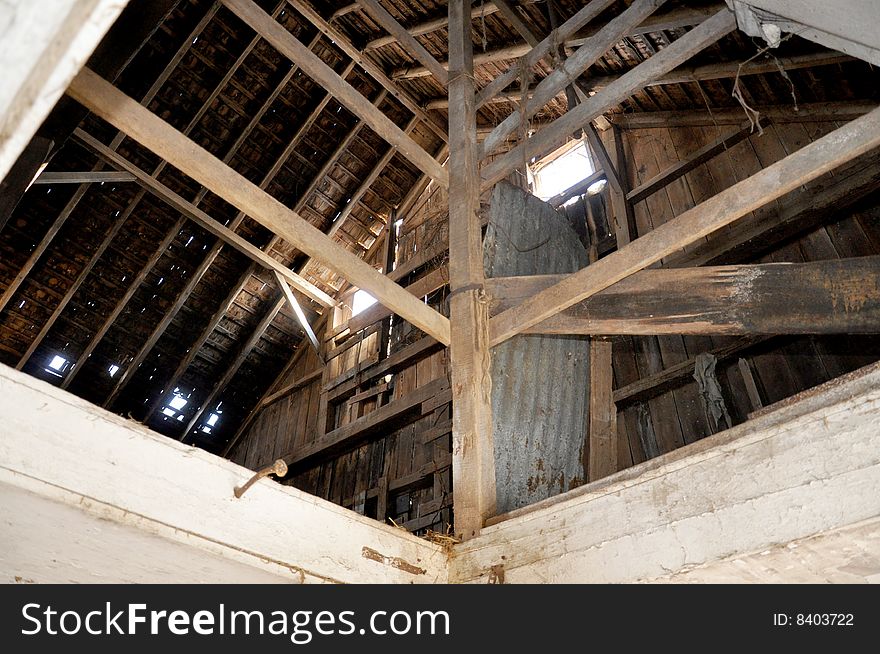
[1,0,879,560]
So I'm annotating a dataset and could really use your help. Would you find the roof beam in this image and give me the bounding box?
[0,5,221,317]
[487,105,880,346]
[481,0,667,157]
[66,68,451,346]
[76,129,334,307]
[356,0,448,84]
[395,3,722,80]
[31,171,136,184]
[611,101,878,129]
[475,0,616,109]
[180,293,286,440]
[486,257,880,336]
[481,8,737,189]
[285,0,448,144]
[223,0,447,188]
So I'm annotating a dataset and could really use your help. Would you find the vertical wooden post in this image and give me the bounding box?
[609,125,637,247]
[447,0,496,540]
[588,338,617,481]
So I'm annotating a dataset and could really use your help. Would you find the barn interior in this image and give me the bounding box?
[1,0,880,584]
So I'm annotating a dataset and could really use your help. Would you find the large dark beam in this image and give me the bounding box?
[487,257,880,335]
[0,136,52,233]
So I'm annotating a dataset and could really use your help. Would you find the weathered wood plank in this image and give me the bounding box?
[487,257,880,336]
[488,106,880,345]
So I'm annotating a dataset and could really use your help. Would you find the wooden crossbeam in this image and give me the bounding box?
[481,0,666,157]
[274,270,322,359]
[283,377,449,471]
[223,0,447,188]
[493,0,541,47]
[31,171,136,184]
[486,257,880,335]
[482,9,737,188]
[347,266,448,334]
[357,0,448,84]
[447,0,496,540]
[487,106,880,346]
[67,68,451,346]
[611,101,878,129]
[77,129,334,307]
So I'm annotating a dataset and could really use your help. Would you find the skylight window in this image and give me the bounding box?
[207,413,220,427]
[168,395,188,410]
[108,364,120,378]
[531,140,595,202]
[48,355,67,371]
[351,289,377,317]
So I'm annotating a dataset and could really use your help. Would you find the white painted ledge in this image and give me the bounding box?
[451,363,880,583]
[0,0,129,179]
[0,364,447,584]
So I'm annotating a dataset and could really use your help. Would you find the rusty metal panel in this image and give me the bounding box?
[484,181,590,513]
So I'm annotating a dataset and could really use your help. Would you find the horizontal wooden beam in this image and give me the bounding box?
[347,266,448,334]
[67,68,451,346]
[488,257,880,335]
[260,367,323,410]
[611,101,878,129]
[222,0,448,188]
[625,121,758,203]
[32,170,136,184]
[613,337,769,406]
[284,376,449,471]
[488,105,880,345]
[481,9,737,188]
[76,129,335,308]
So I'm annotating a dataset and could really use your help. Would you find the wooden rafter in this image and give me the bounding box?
[0,6,221,317]
[482,8,738,188]
[289,0,448,143]
[76,130,334,306]
[67,68,452,346]
[396,3,723,80]
[31,171,135,184]
[180,293,287,441]
[223,0,447,188]
[356,0,448,84]
[481,0,667,157]
[61,33,329,388]
[488,106,880,346]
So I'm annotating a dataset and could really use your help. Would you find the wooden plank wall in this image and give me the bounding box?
[229,117,880,531]
[588,119,880,468]
[229,184,452,534]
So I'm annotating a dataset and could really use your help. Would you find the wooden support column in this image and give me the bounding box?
[609,125,636,246]
[588,339,616,481]
[447,0,496,540]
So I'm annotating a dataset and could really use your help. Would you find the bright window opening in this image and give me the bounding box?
[207,412,220,427]
[351,289,377,317]
[162,407,176,418]
[48,355,67,371]
[108,364,120,378]
[168,395,188,410]
[531,140,595,202]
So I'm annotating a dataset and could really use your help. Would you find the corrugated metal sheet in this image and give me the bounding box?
[484,182,590,513]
